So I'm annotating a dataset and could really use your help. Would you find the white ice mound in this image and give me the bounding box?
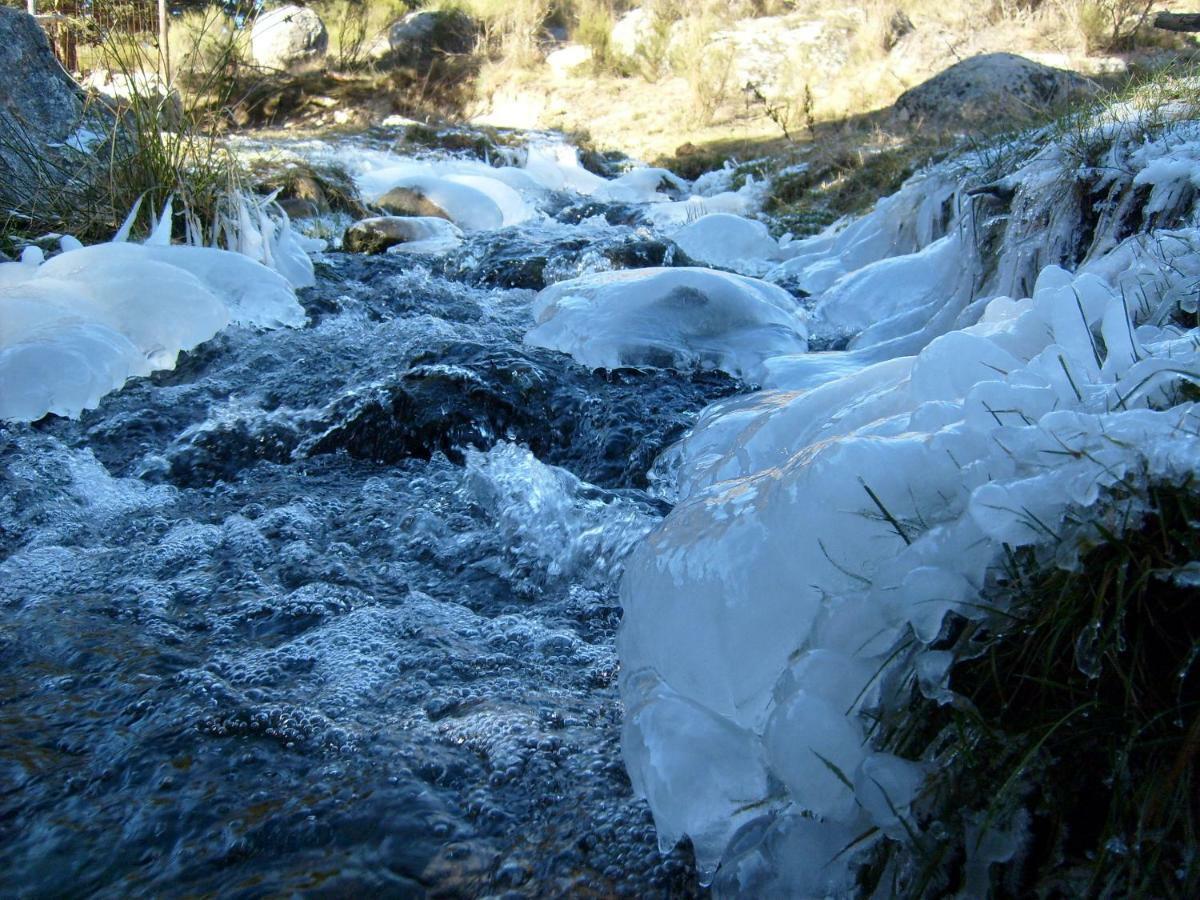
[354,153,536,231]
[669,213,781,275]
[1,240,305,423]
[373,174,508,230]
[522,143,612,195]
[619,225,1200,885]
[524,267,807,380]
[769,168,959,295]
[643,178,769,229]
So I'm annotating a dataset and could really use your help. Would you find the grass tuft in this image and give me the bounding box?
[867,475,1200,897]
[0,11,249,246]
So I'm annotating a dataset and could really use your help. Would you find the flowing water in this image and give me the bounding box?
[0,148,743,896]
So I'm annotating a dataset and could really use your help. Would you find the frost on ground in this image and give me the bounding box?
[616,108,1200,892]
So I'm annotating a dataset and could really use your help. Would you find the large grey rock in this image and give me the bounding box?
[250,5,328,71]
[709,14,843,97]
[893,52,1099,128]
[0,8,100,211]
[81,69,182,121]
[610,8,655,60]
[388,10,476,62]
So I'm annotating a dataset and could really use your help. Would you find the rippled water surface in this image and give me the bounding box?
[0,206,739,895]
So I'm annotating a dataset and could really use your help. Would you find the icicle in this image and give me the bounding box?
[145,196,174,246]
[113,194,146,243]
[257,206,276,269]
[236,196,263,261]
[184,210,204,247]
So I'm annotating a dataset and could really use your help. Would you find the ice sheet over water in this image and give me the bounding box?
[0,237,305,423]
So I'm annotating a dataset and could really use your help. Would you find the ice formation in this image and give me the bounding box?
[383,217,465,255]
[2,128,774,425]
[668,213,782,275]
[12,104,1200,892]
[1,210,307,423]
[524,267,808,380]
[616,111,1200,891]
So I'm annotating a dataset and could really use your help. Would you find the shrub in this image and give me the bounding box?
[667,9,737,123]
[168,6,247,96]
[1058,0,1158,53]
[571,0,617,72]
[430,0,552,66]
[310,0,408,70]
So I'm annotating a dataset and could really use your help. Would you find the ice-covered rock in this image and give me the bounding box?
[524,267,807,380]
[1,236,305,423]
[342,215,463,255]
[669,213,780,276]
[368,171,530,230]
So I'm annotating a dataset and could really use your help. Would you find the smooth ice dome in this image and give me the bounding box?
[524,267,807,380]
[354,157,537,231]
[1,237,305,423]
[669,213,781,275]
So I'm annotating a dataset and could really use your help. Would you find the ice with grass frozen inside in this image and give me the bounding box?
[524,267,808,381]
[1,202,307,423]
[616,112,1200,890]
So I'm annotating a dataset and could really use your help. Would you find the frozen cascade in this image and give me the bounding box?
[618,111,1200,892]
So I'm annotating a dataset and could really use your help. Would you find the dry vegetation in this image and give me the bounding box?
[418,0,1194,162]
[5,0,1195,242]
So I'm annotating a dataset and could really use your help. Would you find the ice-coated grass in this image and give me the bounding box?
[617,57,1200,897]
[0,15,243,248]
[866,475,1200,897]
